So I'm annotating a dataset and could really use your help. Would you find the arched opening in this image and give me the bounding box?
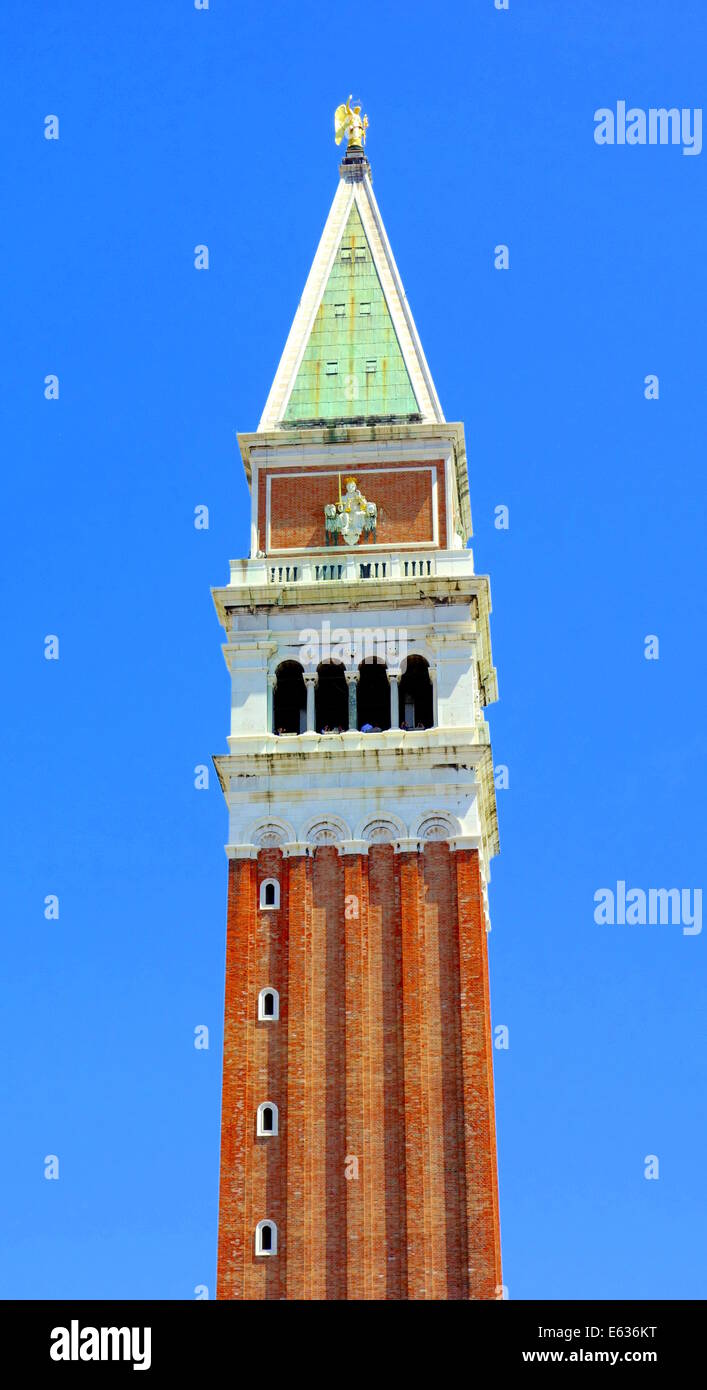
[257,1102,278,1137]
[315,661,348,732]
[255,1220,277,1256]
[273,661,306,734]
[258,987,279,1021]
[357,658,390,730]
[259,879,279,910]
[399,655,433,729]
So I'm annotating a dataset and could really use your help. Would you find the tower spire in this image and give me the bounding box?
[257,102,443,432]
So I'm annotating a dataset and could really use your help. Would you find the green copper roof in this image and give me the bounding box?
[283,204,420,425]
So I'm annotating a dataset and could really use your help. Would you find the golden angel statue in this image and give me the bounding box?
[334,96,369,149]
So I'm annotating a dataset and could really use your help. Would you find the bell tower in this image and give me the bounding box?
[214,108,502,1300]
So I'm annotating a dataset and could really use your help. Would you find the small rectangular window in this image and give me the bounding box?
[340,247,352,262]
[365,359,377,374]
[334,302,345,317]
[359,302,371,316]
[326,361,338,375]
[354,246,366,261]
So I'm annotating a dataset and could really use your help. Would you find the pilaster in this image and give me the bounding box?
[452,848,502,1298]
[216,855,257,1299]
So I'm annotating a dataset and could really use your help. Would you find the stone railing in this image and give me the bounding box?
[228,548,474,590]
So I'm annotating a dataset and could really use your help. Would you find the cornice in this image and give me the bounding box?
[211,573,491,628]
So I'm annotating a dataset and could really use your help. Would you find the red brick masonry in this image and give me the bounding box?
[259,460,447,553]
[216,843,502,1300]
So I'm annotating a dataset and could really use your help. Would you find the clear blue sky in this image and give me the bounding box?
[1,0,705,1300]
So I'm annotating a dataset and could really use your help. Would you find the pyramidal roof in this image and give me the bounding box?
[257,149,444,432]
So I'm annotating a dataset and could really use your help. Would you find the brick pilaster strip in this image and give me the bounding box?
[285,852,309,1299]
[397,849,430,1298]
[454,848,502,1298]
[322,847,347,1299]
[479,892,503,1294]
[307,856,325,1297]
[424,842,468,1297]
[362,848,388,1298]
[369,844,407,1298]
[420,842,451,1298]
[216,855,256,1299]
[343,852,366,1297]
[260,849,287,1300]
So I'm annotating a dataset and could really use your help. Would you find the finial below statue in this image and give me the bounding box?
[334,96,369,150]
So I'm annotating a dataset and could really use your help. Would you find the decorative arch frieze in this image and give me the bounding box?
[358,813,407,844]
[250,817,296,848]
[416,812,460,842]
[303,814,351,845]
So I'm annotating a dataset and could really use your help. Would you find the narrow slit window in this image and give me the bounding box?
[258,987,279,1021]
[257,1101,279,1137]
[255,1220,277,1256]
[259,878,280,910]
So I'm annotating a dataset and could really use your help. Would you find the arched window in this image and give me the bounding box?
[254,1219,277,1257]
[273,661,306,734]
[259,878,280,910]
[315,660,348,732]
[256,1101,279,1137]
[398,655,433,729]
[258,987,279,1021]
[357,657,390,730]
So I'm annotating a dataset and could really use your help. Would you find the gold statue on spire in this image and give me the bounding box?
[334,96,369,149]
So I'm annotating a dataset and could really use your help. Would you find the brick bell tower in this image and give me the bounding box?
[214,105,502,1300]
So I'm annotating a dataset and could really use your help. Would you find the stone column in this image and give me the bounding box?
[428,664,438,728]
[345,669,359,731]
[267,672,277,733]
[472,663,482,724]
[387,669,401,729]
[303,671,318,732]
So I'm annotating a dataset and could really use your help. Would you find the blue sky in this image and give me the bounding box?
[1,0,705,1300]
